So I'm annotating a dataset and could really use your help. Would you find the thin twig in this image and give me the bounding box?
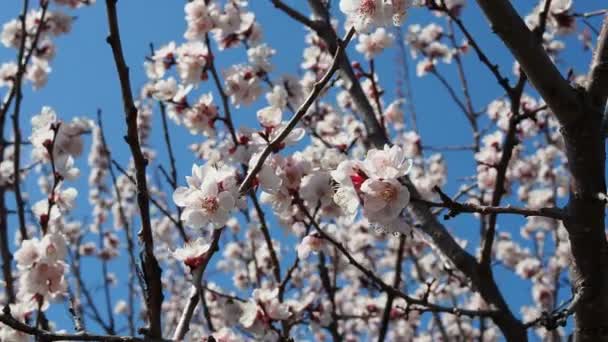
[239,27,355,194]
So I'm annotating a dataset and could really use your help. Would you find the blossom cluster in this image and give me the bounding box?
[0,0,596,340]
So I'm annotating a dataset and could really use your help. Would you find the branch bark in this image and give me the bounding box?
[104,0,163,337]
[474,2,608,340]
[587,15,608,110]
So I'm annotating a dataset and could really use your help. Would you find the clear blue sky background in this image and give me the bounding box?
[0,0,602,340]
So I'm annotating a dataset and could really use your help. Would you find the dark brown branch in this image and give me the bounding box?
[318,252,341,341]
[445,18,481,151]
[110,159,182,229]
[436,2,511,94]
[97,111,146,304]
[0,306,156,342]
[377,235,406,342]
[430,69,471,122]
[304,0,389,147]
[11,0,49,241]
[270,0,317,29]
[479,89,527,268]
[205,34,238,145]
[158,102,188,242]
[104,0,163,337]
[524,291,583,330]
[418,186,567,221]
[587,15,608,111]
[249,191,281,282]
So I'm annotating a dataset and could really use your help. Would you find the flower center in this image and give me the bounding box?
[201,197,219,213]
[359,0,377,16]
[380,185,397,201]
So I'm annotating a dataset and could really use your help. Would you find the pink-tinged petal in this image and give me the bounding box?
[182,209,207,229]
[257,106,282,128]
[217,191,235,210]
[258,165,282,194]
[173,187,192,207]
[333,187,359,214]
[200,180,219,198]
[297,242,312,260]
[285,127,305,144]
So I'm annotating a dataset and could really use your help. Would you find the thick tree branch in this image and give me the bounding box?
[104,0,163,337]
[305,0,389,147]
[587,15,608,110]
[270,0,317,29]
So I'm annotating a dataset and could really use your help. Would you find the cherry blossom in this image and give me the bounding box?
[172,237,212,270]
[173,164,238,229]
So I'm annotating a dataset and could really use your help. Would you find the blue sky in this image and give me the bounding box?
[0,0,603,340]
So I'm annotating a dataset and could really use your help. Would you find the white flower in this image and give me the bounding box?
[331,160,367,216]
[384,99,405,129]
[299,171,333,205]
[257,106,282,129]
[176,41,210,84]
[515,257,541,279]
[39,232,68,264]
[364,144,412,179]
[114,300,129,315]
[1,19,22,48]
[151,77,178,101]
[266,85,288,110]
[172,237,212,269]
[356,27,394,59]
[148,42,177,79]
[26,57,51,90]
[173,164,237,229]
[184,0,216,41]
[0,62,18,88]
[14,238,41,269]
[240,287,290,337]
[247,43,275,73]
[32,185,78,222]
[297,233,325,259]
[360,178,410,222]
[183,93,218,136]
[340,0,411,32]
[224,64,263,107]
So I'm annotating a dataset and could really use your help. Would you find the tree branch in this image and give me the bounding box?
[104,0,163,337]
[295,199,499,320]
[416,186,567,220]
[587,15,608,110]
[0,306,160,342]
[238,27,355,194]
[172,228,223,341]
